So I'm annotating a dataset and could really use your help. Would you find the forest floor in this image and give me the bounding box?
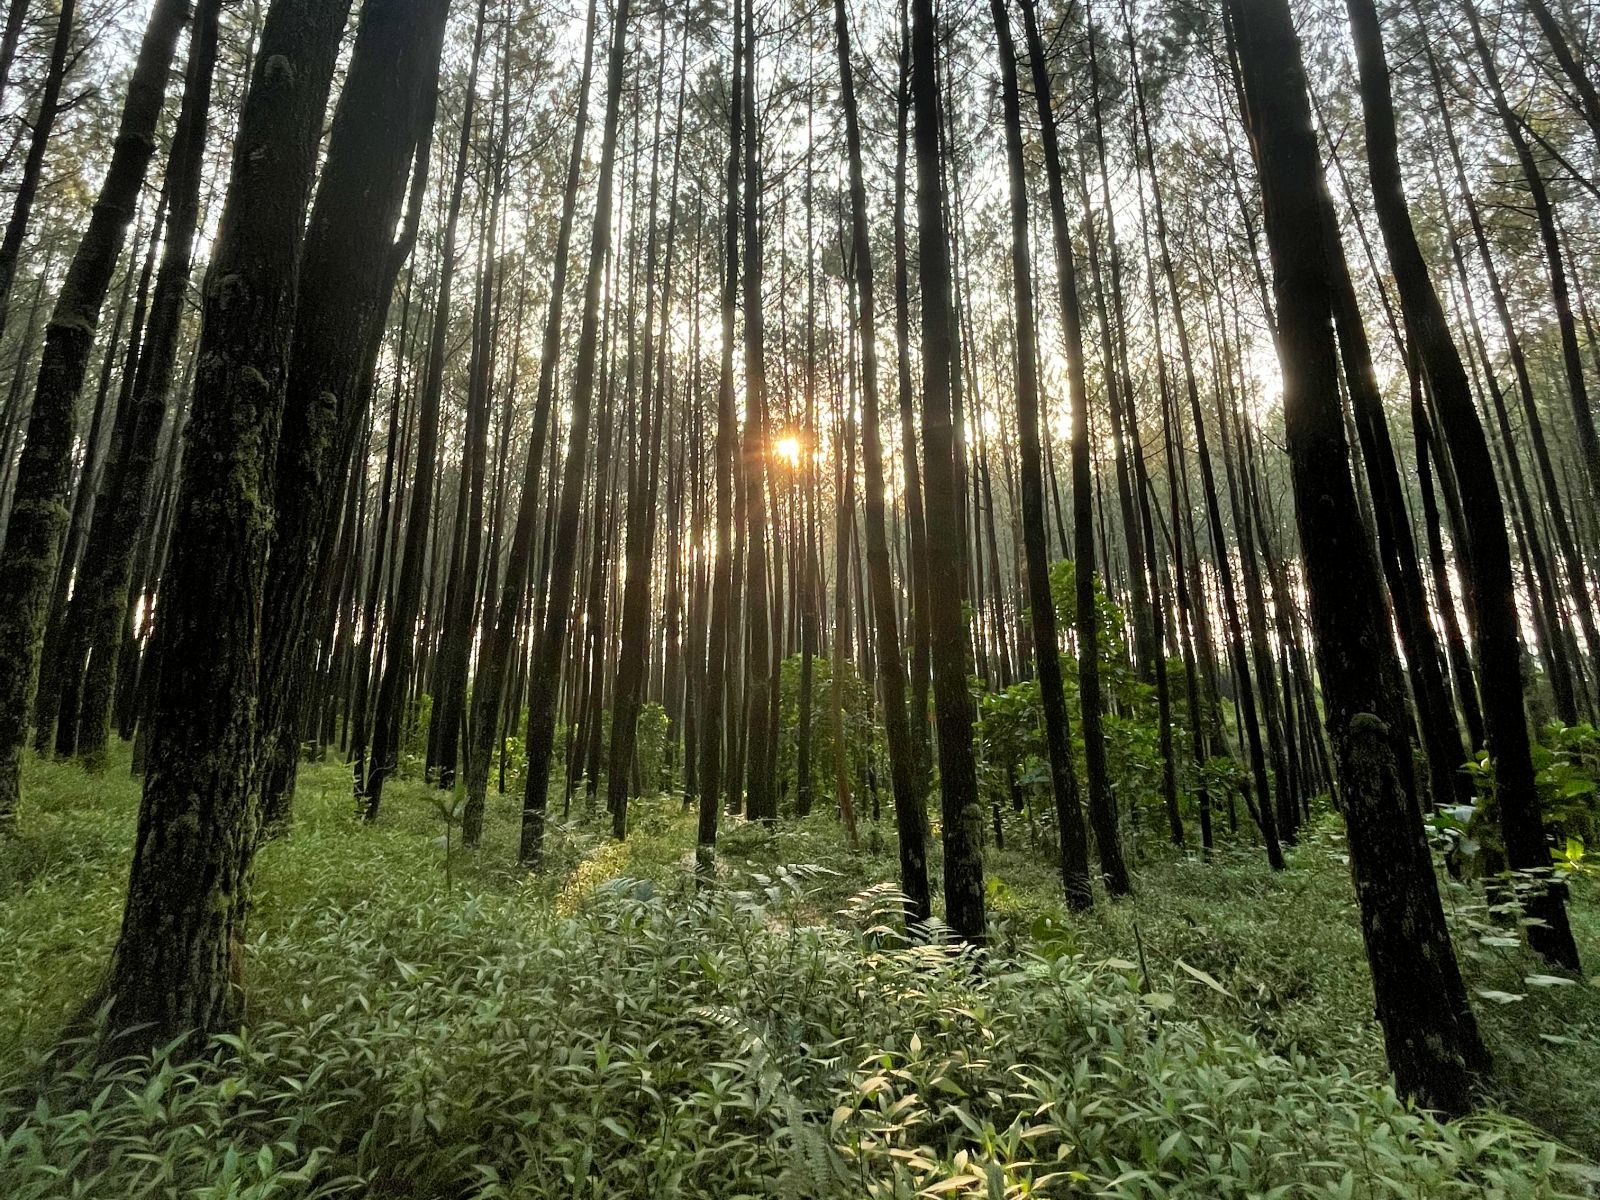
[2,747,1598,1197]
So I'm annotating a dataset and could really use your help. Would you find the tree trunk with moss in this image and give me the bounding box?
[31,204,141,758]
[56,0,221,770]
[102,0,353,1047]
[256,0,451,833]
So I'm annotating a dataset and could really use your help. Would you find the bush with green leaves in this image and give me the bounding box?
[4,744,1596,1198]
[775,652,876,813]
[976,560,1200,850]
[398,692,434,780]
[1441,723,1600,884]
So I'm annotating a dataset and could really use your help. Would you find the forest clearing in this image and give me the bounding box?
[0,0,1598,1191]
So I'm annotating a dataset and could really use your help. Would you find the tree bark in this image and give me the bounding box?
[60,0,221,769]
[364,0,490,821]
[1346,0,1579,970]
[836,0,931,920]
[519,0,630,866]
[1019,0,1129,895]
[0,0,74,347]
[461,0,599,844]
[911,0,984,941]
[1228,0,1486,1114]
[102,0,352,1046]
[259,0,452,830]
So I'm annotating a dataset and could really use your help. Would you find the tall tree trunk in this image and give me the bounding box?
[0,0,187,828]
[911,0,984,941]
[1082,3,1181,844]
[607,17,683,839]
[49,205,163,759]
[892,0,932,799]
[61,0,222,769]
[697,0,742,866]
[0,0,74,346]
[101,0,352,1046]
[736,0,775,826]
[363,0,490,821]
[836,0,931,920]
[32,206,140,756]
[1228,0,1486,1114]
[1310,154,1472,809]
[519,0,630,866]
[1019,0,1129,894]
[259,0,451,830]
[1345,0,1579,970]
[432,64,511,792]
[994,0,1094,907]
[462,0,599,845]
[1125,0,1282,867]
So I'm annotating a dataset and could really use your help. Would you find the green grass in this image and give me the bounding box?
[1,747,1597,1197]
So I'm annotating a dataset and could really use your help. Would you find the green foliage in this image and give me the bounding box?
[1445,724,1600,878]
[1047,558,1130,687]
[2,746,1596,1197]
[776,653,874,812]
[634,702,671,795]
[2,839,1586,1198]
[398,693,434,780]
[497,727,528,797]
[977,559,1190,849]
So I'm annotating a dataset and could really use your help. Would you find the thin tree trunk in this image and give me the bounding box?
[607,16,683,839]
[1020,0,1129,894]
[32,206,140,756]
[462,0,598,844]
[363,0,489,820]
[836,0,930,919]
[697,0,742,866]
[0,0,188,827]
[519,0,629,866]
[64,0,222,769]
[0,0,74,346]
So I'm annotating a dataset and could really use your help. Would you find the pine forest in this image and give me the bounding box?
[1,0,1599,1192]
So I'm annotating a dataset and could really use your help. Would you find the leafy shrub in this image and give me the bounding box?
[776,652,875,814]
[635,701,671,795]
[977,561,1196,852]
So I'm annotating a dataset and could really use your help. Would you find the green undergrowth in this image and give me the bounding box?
[0,748,1596,1197]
